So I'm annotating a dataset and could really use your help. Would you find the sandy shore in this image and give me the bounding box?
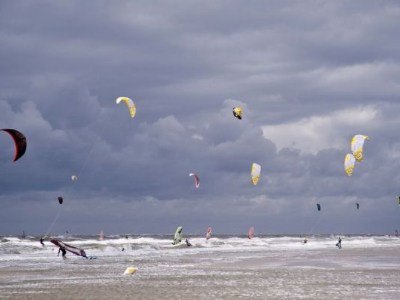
[1,246,400,299]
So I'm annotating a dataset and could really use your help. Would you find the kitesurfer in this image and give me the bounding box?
[336,237,342,249]
[58,246,67,258]
[303,238,307,244]
[185,239,192,247]
[40,237,44,247]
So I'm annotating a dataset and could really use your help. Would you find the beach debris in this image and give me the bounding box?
[123,267,137,275]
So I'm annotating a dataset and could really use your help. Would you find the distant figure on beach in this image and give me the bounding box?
[185,239,192,247]
[336,237,342,249]
[58,246,67,258]
[40,237,44,247]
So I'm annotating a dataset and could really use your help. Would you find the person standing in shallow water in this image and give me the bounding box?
[58,246,67,258]
[336,237,342,249]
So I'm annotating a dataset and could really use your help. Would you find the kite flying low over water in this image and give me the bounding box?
[248,226,255,239]
[206,227,212,240]
[50,239,87,258]
[172,226,183,245]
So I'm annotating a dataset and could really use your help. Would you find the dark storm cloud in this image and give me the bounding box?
[0,1,399,235]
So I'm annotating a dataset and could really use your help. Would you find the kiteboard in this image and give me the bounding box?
[84,256,97,260]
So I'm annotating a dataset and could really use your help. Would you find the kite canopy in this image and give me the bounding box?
[173,226,183,245]
[351,135,369,162]
[50,239,87,257]
[189,173,200,188]
[58,197,63,205]
[251,163,261,185]
[344,153,356,176]
[1,129,27,162]
[71,175,78,181]
[316,203,321,211]
[232,107,242,120]
[116,97,136,118]
[356,203,360,210]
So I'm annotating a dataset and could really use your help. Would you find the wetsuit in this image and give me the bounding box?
[58,247,67,257]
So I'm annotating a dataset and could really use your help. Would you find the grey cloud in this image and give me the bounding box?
[1,1,399,235]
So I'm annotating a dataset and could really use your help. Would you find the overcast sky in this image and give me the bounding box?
[1,0,400,236]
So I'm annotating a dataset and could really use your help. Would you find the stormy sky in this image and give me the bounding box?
[1,0,399,235]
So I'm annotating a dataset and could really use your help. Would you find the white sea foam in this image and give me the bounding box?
[1,235,400,300]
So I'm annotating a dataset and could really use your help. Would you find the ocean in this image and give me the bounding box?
[1,234,400,299]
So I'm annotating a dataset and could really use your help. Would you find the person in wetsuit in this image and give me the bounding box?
[185,239,192,247]
[58,246,67,258]
[336,237,342,249]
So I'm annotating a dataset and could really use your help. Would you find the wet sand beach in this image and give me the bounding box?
[1,238,400,299]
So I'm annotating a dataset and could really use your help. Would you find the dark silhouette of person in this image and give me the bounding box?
[40,237,44,247]
[58,246,67,258]
[336,237,342,249]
